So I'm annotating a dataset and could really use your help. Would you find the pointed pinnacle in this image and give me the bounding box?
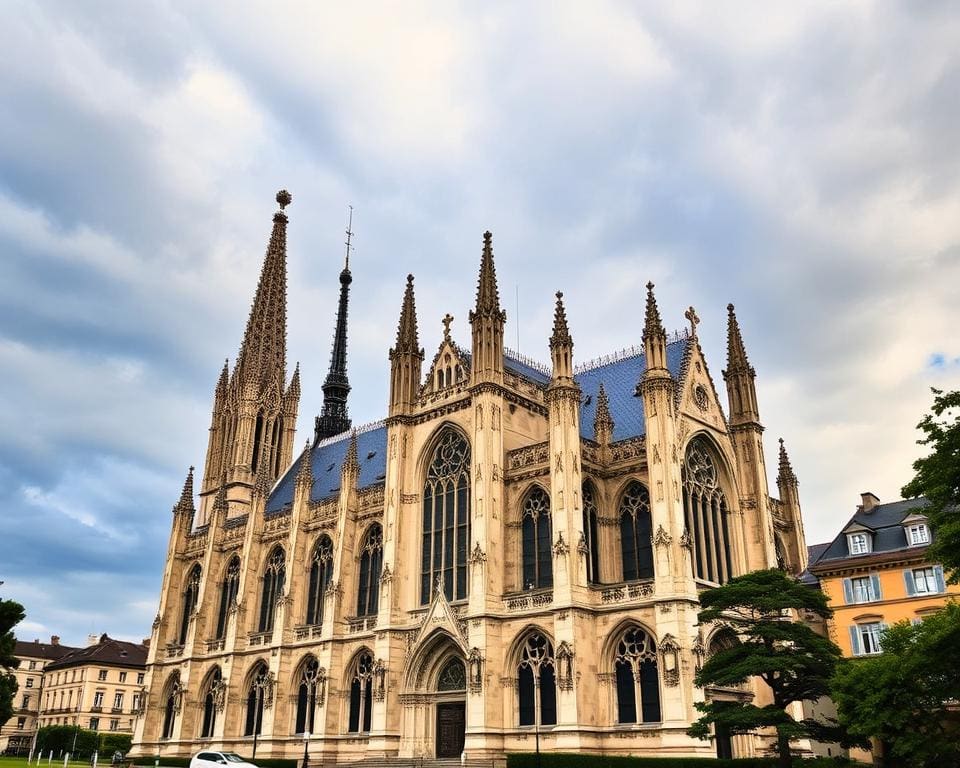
[594,383,615,441]
[725,303,753,373]
[173,466,195,516]
[215,359,229,397]
[343,429,360,476]
[474,231,502,315]
[212,474,228,516]
[253,462,274,499]
[287,362,301,399]
[642,282,665,343]
[393,274,420,355]
[549,291,573,350]
[295,439,313,490]
[778,437,798,485]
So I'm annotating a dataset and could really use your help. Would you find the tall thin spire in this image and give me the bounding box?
[173,466,195,516]
[394,274,420,354]
[642,282,665,344]
[594,383,615,445]
[723,303,760,425]
[725,303,753,375]
[389,275,424,416]
[641,282,669,377]
[470,231,506,382]
[475,231,502,314]
[549,291,572,350]
[316,208,354,441]
[549,290,574,383]
[777,438,797,486]
[233,190,291,389]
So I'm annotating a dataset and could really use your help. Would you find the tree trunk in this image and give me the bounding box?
[776,726,791,768]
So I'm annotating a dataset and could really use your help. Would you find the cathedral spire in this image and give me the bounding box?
[342,429,360,482]
[549,291,574,383]
[777,438,798,487]
[389,275,424,416]
[723,303,760,425]
[315,212,354,441]
[594,383,615,446]
[213,359,229,412]
[470,231,506,383]
[641,282,668,376]
[232,190,291,390]
[173,466,195,517]
[295,439,313,493]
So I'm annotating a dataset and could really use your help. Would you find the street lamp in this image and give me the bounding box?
[302,731,310,768]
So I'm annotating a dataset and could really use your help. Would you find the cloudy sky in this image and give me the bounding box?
[1,1,959,647]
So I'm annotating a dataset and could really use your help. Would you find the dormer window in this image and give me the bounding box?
[848,532,871,555]
[907,524,929,546]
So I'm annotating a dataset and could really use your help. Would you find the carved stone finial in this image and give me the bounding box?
[173,465,195,517]
[777,437,798,486]
[684,305,700,338]
[276,189,292,209]
[549,291,573,350]
[593,382,615,445]
[442,313,454,341]
[642,282,665,343]
[393,274,420,354]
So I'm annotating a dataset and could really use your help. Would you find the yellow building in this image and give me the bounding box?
[38,634,148,739]
[0,637,77,755]
[809,493,959,658]
[132,191,810,762]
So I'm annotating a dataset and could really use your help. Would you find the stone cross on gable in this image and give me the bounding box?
[442,313,454,341]
[685,306,700,338]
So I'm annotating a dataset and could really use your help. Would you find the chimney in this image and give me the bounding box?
[51,635,60,646]
[860,492,880,514]
[87,634,98,647]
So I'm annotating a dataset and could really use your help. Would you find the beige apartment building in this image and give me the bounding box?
[132,191,809,762]
[0,637,77,755]
[38,635,148,737]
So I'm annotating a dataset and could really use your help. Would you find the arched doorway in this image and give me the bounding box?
[434,658,466,758]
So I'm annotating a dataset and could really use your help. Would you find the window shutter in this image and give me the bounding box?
[842,578,854,604]
[870,574,882,601]
[904,570,916,596]
[848,626,861,656]
[934,565,946,594]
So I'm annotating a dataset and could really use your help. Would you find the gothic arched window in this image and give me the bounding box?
[216,556,241,640]
[305,536,334,626]
[683,438,733,584]
[356,524,383,616]
[178,564,201,645]
[437,658,466,692]
[161,673,181,740]
[619,482,654,582]
[421,430,471,604]
[244,664,270,737]
[199,667,222,738]
[295,657,321,735]
[258,547,285,633]
[613,627,661,724]
[517,633,557,727]
[582,482,601,584]
[522,487,553,589]
[347,653,374,733]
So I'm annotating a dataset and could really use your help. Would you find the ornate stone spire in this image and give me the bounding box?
[549,291,572,350]
[316,225,353,440]
[286,362,301,400]
[549,291,575,384]
[723,303,760,425]
[212,474,228,517]
[474,231,502,315]
[641,282,669,376]
[232,190,291,390]
[642,282,665,344]
[173,466,195,516]
[342,429,360,478]
[213,359,229,413]
[393,274,420,355]
[470,231,506,382]
[594,383,615,445]
[252,462,274,500]
[777,438,797,486]
[295,439,313,492]
[389,275,424,416]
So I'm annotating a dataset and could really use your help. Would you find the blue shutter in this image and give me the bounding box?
[870,574,882,601]
[904,570,916,596]
[934,565,946,594]
[842,578,854,604]
[848,625,861,656]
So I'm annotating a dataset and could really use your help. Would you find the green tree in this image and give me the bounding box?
[902,388,960,583]
[0,592,26,725]
[832,603,960,767]
[688,569,854,768]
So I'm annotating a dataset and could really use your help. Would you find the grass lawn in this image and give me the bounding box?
[0,758,94,768]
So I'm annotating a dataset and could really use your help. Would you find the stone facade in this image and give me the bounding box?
[132,192,808,762]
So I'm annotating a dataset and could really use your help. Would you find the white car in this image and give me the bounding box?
[190,752,258,768]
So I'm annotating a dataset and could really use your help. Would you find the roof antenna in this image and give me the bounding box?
[344,205,354,269]
[515,284,520,353]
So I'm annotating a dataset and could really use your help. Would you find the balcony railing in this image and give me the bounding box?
[247,631,271,647]
[503,589,553,612]
[293,625,323,641]
[598,580,655,604]
[205,638,225,652]
[346,616,377,634]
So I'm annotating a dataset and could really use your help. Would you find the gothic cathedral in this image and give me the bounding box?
[132,191,808,761]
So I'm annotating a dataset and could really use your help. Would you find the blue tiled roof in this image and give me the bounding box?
[267,425,388,513]
[575,339,689,441]
[503,353,552,387]
[816,498,931,563]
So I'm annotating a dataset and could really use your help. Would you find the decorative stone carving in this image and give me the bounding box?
[653,524,672,548]
[373,659,387,702]
[469,541,487,565]
[379,563,393,584]
[552,531,569,557]
[507,442,549,470]
[659,634,681,687]
[679,529,693,550]
[467,647,484,694]
[556,641,575,691]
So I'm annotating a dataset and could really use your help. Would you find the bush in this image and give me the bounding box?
[35,725,99,758]
[100,733,133,755]
[132,757,296,768]
[506,754,862,768]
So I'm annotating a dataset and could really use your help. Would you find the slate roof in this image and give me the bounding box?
[15,639,79,661]
[45,635,147,671]
[266,338,691,513]
[799,542,831,586]
[813,497,932,566]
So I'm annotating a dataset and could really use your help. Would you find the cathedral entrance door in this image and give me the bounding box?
[435,701,466,758]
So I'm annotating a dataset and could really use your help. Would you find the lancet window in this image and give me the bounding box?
[258,547,286,633]
[613,627,661,724]
[215,557,241,640]
[517,633,557,727]
[295,657,321,735]
[421,430,471,604]
[243,663,270,737]
[160,673,181,740]
[305,536,333,626]
[199,667,222,738]
[178,564,201,645]
[356,524,383,616]
[620,482,654,581]
[347,652,374,733]
[522,487,553,589]
[682,438,733,584]
[582,482,601,584]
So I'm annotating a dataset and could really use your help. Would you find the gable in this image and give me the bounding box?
[676,339,727,432]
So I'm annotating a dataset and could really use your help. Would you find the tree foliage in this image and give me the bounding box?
[688,569,855,768]
[901,388,960,583]
[832,603,960,767]
[35,725,99,757]
[0,593,26,725]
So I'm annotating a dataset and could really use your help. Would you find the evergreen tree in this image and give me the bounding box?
[688,569,852,768]
[901,388,960,582]
[0,591,26,725]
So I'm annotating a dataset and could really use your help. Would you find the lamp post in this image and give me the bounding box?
[302,731,310,768]
[533,670,541,768]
